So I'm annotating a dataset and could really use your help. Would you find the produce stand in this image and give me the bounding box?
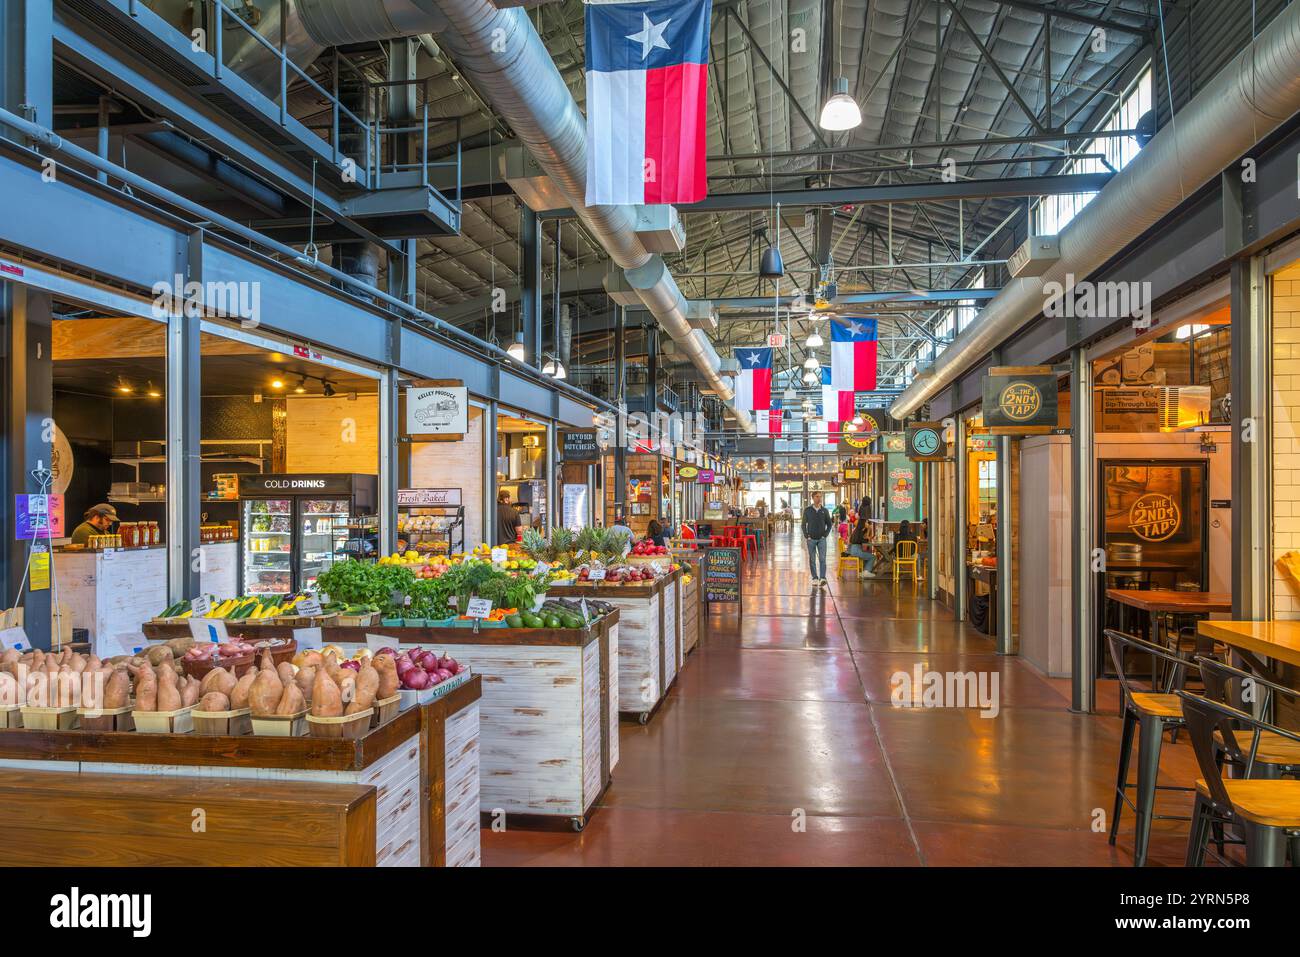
[547,568,681,723]
[679,561,700,657]
[136,616,620,830]
[0,676,482,867]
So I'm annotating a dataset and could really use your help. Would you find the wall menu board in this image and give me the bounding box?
[981,366,1058,433]
[697,469,716,484]
[703,547,741,603]
[884,452,922,523]
[560,429,600,463]
[905,421,947,461]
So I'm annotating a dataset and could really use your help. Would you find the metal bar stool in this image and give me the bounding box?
[1104,629,1197,866]
[1177,690,1300,866]
[1198,657,1300,780]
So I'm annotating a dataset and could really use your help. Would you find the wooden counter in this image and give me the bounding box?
[1198,620,1300,669]
[547,571,680,722]
[680,566,700,656]
[1106,589,1232,615]
[55,547,167,654]
[0,676,482,867]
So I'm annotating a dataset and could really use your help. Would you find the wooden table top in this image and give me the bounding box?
[1105,589,1232,614]
[1105,560,1188,572]
[1198,620,1300,668]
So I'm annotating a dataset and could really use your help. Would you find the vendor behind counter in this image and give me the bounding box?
[69,503,118,546]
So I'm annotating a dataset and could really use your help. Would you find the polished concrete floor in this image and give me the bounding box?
[483,532,1213,866]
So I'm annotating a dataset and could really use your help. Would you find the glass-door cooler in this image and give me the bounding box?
[242,498,293,597]
[237,474,378,594]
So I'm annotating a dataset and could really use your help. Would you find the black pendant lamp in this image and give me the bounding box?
[759,243,784,279]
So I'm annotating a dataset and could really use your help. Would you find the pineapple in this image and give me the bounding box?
[520,527,548,562]
[597,527,629,565]
[574,526,601,563]
[549,527,574,567]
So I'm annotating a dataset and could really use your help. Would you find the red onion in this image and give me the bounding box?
[433,668,452,682]
[403,668,431,690]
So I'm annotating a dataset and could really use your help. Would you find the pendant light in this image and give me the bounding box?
[805,329,823,349]
[802,369,818,386]
[759,237,784,279]
[802,351,820,371]
[506,331,526,362]
[819,77,862,131]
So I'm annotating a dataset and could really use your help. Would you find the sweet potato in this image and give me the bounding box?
[311,666,343,717]
[351,664,379,710]
[276,661,297,687]
[156,666,182,712]
[259,649,275,672]
[0,649,18,667]
[294,665,316,705]
[198,691,230,712]
[200,666,237,699]
[129,663,157,711]
[275,682,305,716]
[229,668,257,710]
[180,675,201,708]
[55,670,79,708]
[0,672,16,707]
[374,655,399,698]
[248,669,283,717]
[103,668,131,709]
[145,645,175,667]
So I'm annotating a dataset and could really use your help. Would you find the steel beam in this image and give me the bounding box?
[984,0,1153,37]
[1070,348,1095,713]
[520,206,543,368]
[542,174,1111,216]
[714,288,1001,309]
[166,245,202,602]
[1231,256,1271,619]
[954,415,967,622]
[995,434,1014,655]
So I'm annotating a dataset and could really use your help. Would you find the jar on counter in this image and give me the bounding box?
[121,522,136,548]
[149,521,160,546]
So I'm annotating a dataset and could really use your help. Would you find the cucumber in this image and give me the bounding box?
[560,614,583,629]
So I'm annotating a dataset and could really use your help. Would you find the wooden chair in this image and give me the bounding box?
[1178,691,1300,866]
[1104,629,1197,867]
[893,540,918,584]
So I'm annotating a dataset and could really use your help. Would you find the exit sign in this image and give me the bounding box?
[767,334,785,348]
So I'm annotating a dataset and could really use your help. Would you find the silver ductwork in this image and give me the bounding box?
[291,0,753,431]
[890,0,1300,420]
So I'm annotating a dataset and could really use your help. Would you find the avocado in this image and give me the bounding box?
[505,613,525,629]
[521,612,544,628]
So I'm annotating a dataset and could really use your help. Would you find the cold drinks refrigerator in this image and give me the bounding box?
[237,473,378,595]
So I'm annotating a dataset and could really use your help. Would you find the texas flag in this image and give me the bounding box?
[585,0,711,205]
[768,398,782,436]
[820,366,853,441]
[831,316,879,394]
[734,346,772,433]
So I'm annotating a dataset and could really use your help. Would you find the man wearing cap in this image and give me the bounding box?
[70,503,118,546]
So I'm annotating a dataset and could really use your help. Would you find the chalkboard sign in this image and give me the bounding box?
[560,429,600,463]
[703,547,741,603]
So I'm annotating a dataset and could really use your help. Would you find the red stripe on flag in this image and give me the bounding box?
[854,340,878,391]
[769,410,782,435]
[644,63,708,204]
[752,368,771,411]
[837,391,855,423]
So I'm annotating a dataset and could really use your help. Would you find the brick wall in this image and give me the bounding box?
[1272,263,1300,618]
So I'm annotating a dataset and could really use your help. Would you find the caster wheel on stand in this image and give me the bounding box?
[638,712,650,725]
[570,816,586,832]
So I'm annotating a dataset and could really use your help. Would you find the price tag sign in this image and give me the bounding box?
[490,547,508,564]
[296,597,322,617]
[294,627,323,651]
[191,595,212,618]
[188,617,229,644]
[0,627,28,653]
[366,634,397,653]
[579,598,590,623]
[465,597,493,619]
[103,633,145,659]
[531,561,550,577]
[588,568,607,582]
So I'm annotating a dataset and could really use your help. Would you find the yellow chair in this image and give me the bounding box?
[839,553,862,578]
[893,540,918,584]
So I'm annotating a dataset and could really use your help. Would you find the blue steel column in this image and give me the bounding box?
[3,282,53,647]
[165,239,202,603]
[520,207,543,368]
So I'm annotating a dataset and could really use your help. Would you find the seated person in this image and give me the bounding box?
[846,515,879,577]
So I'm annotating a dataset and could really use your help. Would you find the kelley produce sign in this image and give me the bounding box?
[405,383,467,437]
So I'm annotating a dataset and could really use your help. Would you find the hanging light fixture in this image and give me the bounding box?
[542,356,567,380]
[802,369,818,386]
[782,386,798,405]
[805,329,823,349]
[759,238,784,279]
[819,77,862,131]
[507,331,526,362]
[802,351,820,371]
[851,412,865,426]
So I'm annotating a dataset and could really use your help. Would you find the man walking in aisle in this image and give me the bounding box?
[802,491,833,587]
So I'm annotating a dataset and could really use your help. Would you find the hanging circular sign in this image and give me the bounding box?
[678,465,699,479]
[1128,492,1181,542]
[911,427,941,457]
[51,422,74,495]
[997,381,1042,421]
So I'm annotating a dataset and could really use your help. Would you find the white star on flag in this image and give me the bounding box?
[847,319,865,337]
[626,13,672,60]
[745,352,761,365]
